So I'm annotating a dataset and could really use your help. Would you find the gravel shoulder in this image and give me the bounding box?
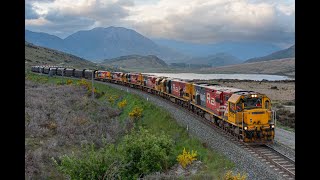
[100,81,286,180]
[275,128,295,150]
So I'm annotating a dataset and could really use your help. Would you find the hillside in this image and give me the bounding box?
[245,45,295,63]
[25,30,67,52]
[153,39,282,60]
[188,53,242,67]
[25,27,187,62]
[101,55,168,69]
[199,58,295,77]
[25,41,108,70]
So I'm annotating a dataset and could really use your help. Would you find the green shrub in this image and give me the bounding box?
[53,144,124,180]
[53,127,174,179]
[57,80,66,85]
[119,127,174,179]
[107,95,119,104]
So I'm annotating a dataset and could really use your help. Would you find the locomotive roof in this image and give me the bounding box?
[228,94,241,103]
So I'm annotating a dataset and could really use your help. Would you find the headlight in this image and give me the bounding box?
[244,127,248,130]
[271,125,275,128]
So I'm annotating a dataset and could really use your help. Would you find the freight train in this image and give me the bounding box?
[31,66,276,144]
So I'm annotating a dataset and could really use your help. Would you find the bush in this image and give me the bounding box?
[57,80,66,85]
[129,107,143,120]
[66,79,73,85]
[119,127,174,179]
[177,147,197,168]
[78,78,90,89]
[53,144,124,180]
[107,95,119,104]
[224,170,247,180]
[53,127,174,179]
[118,99,127,109]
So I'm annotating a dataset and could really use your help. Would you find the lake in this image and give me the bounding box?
[143,73,294,81]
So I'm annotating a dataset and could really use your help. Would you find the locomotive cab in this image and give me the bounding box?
[226,93,275,143]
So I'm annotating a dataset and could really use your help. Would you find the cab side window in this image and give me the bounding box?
[265,100,269,109]
[229,103,236,113]
[236,103,242,111]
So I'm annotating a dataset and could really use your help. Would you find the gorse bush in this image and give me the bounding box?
[177,147,197,168]
[78,78,90,88]
[77,79,104,98]
[118,99,127,109]
[129,107,143,120]
[66,79,73,85]
[224,170,247,180]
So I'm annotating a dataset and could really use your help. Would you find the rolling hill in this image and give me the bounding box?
[200,58,295,77]
[153,39,282,60]
[188,53,242,67]
[245,45,295,63]
[101,55,168,69]
[25,41,108,70]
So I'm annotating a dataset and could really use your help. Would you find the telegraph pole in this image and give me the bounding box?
[92,71,94,98]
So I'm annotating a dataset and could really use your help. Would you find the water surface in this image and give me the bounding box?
[143,73,293,81]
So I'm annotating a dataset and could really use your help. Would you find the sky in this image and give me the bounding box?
[25,0,295,46]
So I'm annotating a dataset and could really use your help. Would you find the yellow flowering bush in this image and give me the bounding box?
[177,148,197,168]
[224,170,247,180]
[78,79,90,89]
[66,79,73,85]
[129,107,143,120]
[118,99,127,109]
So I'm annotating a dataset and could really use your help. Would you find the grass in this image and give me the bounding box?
[276,122,295,132]
[26,72,236,178]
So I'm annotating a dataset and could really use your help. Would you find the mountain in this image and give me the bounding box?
[153,39,282,61]
[25,30,67,52]
[188,53,241,67]
[244,45,295,63]
[101,55,168,69]
[25,41,108,70]
[25,27,187,63]
[199,58,295,77]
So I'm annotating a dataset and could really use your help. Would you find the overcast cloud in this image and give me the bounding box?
[25,0,294,45]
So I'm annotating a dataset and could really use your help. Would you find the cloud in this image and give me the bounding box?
[25,3,40,19]
[25,0,294,44]
[26,0,134,38]
[128,0,295,44]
